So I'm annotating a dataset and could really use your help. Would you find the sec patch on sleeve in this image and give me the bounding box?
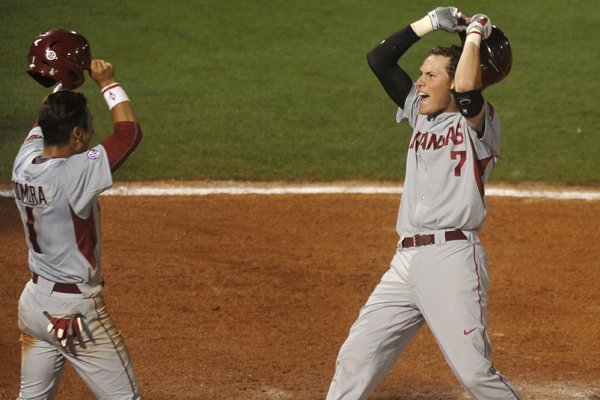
[87,149,101,160]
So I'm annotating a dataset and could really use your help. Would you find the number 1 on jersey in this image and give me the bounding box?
[25,206,42,253]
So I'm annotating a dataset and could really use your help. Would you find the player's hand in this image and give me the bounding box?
[428,7,467,32]
[43,311,84,347]
[466,14,492,40]
[90,59,116,89]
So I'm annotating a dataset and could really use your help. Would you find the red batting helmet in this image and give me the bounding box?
[27,28,91,90]
[459,26,512,89]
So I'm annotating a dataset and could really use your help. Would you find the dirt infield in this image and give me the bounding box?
[1,192,599,399]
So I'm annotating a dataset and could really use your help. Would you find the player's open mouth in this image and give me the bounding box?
[418,92,429,103]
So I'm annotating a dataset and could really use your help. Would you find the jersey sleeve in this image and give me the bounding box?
[395,83,419,128]
[473,101,501,157]
[101,121,143,173]
[62,145,113,215]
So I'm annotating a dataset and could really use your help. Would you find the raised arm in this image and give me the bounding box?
[452,14,493,134]
[367,7,466,108]
[90,60,143,173]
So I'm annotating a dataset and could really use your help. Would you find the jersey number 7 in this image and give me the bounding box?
[450,150,466,177]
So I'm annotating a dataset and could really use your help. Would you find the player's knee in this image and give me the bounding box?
[458,369,502,397]
[455,366,490,392]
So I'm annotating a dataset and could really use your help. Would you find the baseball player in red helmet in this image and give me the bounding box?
[326,7,521,399]
[13,28,143,399]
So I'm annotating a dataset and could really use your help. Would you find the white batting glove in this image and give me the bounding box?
[466,14,492,40]
[428,7,467,32]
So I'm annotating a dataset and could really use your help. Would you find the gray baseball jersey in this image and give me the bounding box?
[396,83,500,236]
[12,125,112,285]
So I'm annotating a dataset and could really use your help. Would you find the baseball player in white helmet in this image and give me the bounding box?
[326,7,521,399]
[13,28,143,399]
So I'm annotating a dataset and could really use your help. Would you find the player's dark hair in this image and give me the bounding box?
[428,45,463,79]
[38,91,90,146]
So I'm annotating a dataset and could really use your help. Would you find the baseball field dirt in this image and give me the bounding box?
[0,190,599,399]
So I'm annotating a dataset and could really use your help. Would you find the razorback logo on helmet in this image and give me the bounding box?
[45,50,57,61]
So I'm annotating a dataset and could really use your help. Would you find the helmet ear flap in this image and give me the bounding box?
[67,70,80,85]
[27,70,58,88]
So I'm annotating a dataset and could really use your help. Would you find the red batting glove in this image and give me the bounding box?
[43,311,84,347]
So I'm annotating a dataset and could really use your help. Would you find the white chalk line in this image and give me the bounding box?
[245,381,599,399]
[520,382,600,399]
[1,183,599,201]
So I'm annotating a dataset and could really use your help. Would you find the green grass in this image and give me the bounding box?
[1,0,598,184]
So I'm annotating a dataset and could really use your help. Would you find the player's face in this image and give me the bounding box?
[416,55,456,116]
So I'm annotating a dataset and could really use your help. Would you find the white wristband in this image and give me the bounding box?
[101,83,130,110]
[465,31,482,47]
[411,15,434,37]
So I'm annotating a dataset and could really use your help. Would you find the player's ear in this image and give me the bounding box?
[71,126,84,143]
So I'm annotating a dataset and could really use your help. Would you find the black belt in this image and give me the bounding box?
[32,273,82,294]
[401,230,467,249]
